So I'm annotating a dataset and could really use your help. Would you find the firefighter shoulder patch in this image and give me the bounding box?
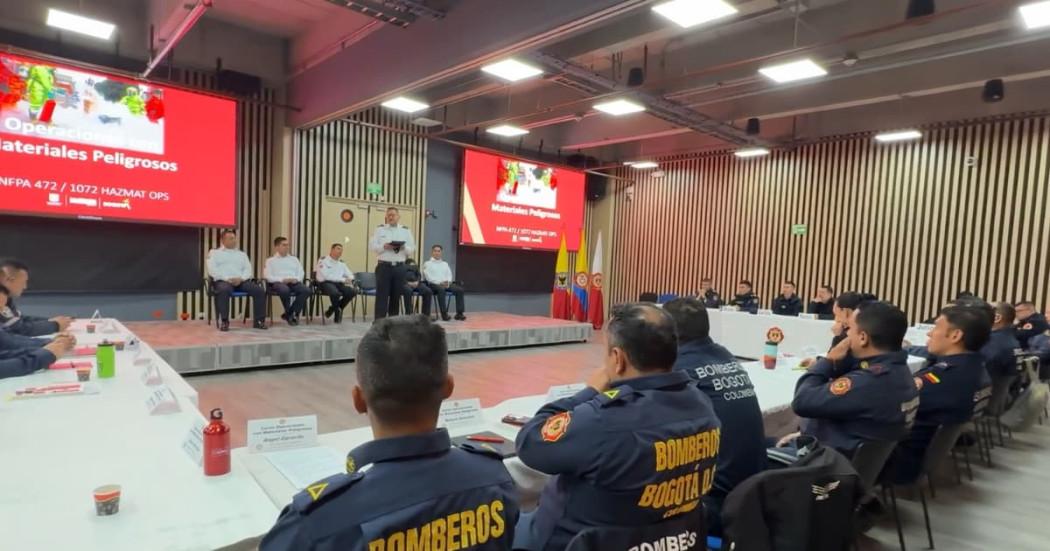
[540,412,571,442]
[829,377,853,396]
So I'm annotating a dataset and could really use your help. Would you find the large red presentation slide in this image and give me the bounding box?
[0,52,236,226]
[460,149,585,251]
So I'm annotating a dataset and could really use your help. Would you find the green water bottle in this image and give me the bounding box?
[97,341,116,379]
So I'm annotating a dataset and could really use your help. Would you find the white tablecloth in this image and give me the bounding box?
[708,309,834,359]
[0,319,277,550]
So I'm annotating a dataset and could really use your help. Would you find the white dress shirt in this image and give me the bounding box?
[422,258,454,284]
[264,254,305,283]
[206,247,253,282]
[369,224,416,263]
[315,255,353,283]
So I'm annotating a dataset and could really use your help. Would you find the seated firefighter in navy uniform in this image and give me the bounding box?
[513,303,721,551]
[776,301,920,459]
[259,315,519,550]
[889,304,992,483]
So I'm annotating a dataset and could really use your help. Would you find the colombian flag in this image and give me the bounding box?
[571,229,589,322]
[588,232,604,329]
[551,232,571,319]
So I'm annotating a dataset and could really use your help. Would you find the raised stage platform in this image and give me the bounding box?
[126,312,593,374]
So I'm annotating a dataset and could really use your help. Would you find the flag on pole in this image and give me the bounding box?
[571,229,589,322]
[551,232,571,319]
[588,232,604,329]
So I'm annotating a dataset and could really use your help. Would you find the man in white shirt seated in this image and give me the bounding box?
[422,244,466,321]
[315,243,358,324]
[207,229,267,331]
[263,237,309,326]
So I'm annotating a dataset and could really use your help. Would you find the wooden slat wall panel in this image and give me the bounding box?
[176,74,276,321]
[607,116,1050,322]
[293,109,428,311]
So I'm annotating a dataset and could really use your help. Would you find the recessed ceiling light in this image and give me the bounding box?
[652,0,738,29]
[46,8,116,40]
[874,129,922,143]
[734,147,770,158]
[486,124,529,137]
[631,161,659,169]
[481,59,543,82]
[381,96,429,113]
[758,58,828,84]
[1020,1,1050,30]
[593,99,646,116]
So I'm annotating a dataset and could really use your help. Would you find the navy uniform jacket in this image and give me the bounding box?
[1016,314,1049,349]
[793,351,919,454]
[771,295,802,317]
[260,429,518,551]
[730,293,760,314]
[807,300,834,320]
[0,331,56,379]
[672,338,766,499]
[699,289,722,309]
[980,328,1022,378]
[516,371,721,551]
[890,352,991,483]
[3,299,59,337]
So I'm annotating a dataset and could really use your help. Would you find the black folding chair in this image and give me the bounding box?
[850,440,902,550]
[203,277,252,328]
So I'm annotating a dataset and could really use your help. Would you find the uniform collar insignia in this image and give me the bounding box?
[348,428,452,469]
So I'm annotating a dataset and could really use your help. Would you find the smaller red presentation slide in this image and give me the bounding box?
[460,149,585,251]
[0,52,236,226]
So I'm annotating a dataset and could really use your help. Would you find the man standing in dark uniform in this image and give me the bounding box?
[729,280,760,314]
[260,315,518,550]
[771,281,802,316]
[664,298,766,538]
[779,301,919,457]
[514,303,721,551]
[369,207,416,320]
[1014,301,1048,349]
[889,305,992,483]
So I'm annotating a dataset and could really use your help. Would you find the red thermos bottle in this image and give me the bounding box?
[203,408,231,476]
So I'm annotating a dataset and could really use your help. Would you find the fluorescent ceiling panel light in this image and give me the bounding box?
[486,124,529,137]
[631,161,659,169]
[1020,1,1050,30]
[381,96,429,113]
[874,129,922,143]
[652,0,738,29]
[593,99,646,116]
[734,147,770,158]
[758,58,827,83]
[411,117,443,127]
[481,59,543,82]
[46,8,115,40]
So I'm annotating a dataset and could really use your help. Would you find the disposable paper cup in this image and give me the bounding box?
[93,485,121,516]
[76,367,91,382]
[86,324,96,334]
[114,341,125,351]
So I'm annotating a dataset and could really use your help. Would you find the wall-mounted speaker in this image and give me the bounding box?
[982,79,1004,103]
[585,173,607,201]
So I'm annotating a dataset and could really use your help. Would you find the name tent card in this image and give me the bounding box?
[720,305,737,312]
[546,383,586,402]
[799,313,818,320]
[247,415,318,453]
[181,417,207,466]
[757,309,774,316]
[437,398,484,430]
[145,386,180,415]
[137,358,163,386]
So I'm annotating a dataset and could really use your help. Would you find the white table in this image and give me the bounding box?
[707,309,835,359]
[0,319,278,550]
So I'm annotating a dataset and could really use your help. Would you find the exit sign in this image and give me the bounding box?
[791,224,808,236]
